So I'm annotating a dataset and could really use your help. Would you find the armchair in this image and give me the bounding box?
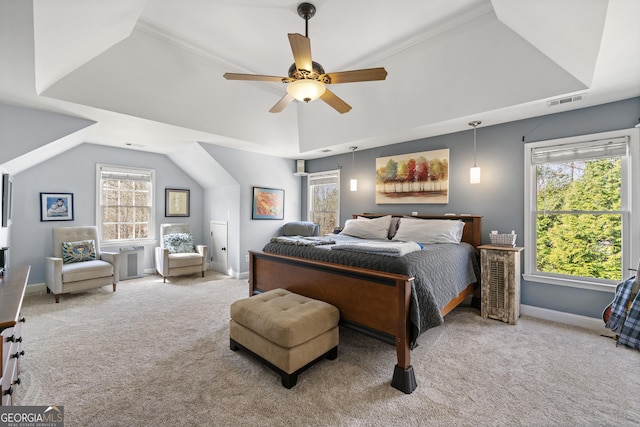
[155,223,207,283]
[45,226,120,303]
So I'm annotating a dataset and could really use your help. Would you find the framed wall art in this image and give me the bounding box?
[375,148,450,204]
[165,188,190,217]
[252,187,284,220]
[40,192,74,221]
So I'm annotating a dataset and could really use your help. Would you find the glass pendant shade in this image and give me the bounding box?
[287,79,326,102]
[350,178,358,191]
[470,166,481,184]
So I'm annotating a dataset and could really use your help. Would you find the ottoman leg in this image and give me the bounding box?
[281,372,298,389]
[230,338,239,351]
[326,346,338,360]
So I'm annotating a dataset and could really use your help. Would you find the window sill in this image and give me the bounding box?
[101,239,158,249]
[523,273,617,293]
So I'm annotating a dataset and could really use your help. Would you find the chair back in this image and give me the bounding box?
[52,226,101,258]
[159,223,191,248]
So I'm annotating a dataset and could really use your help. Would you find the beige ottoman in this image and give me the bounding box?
[230,288,339,388]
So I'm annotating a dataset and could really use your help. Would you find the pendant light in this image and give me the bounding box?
[349,146,358,191]
[469,121,481,184]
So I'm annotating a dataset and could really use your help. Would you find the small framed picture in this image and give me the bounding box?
[252,187,284,220]
[40,193,74,222]
[165,188,190,217]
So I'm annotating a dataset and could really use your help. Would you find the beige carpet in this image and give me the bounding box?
[16,273,640,427]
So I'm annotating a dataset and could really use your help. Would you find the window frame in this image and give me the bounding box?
[307,169,341,235]
[523,127,640,292]
[96,164,156,247]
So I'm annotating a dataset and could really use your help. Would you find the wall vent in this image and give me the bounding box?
[547,93,586,107]
[119,246,144,280]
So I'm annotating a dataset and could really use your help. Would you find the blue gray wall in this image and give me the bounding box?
[304,97,640,319]
[11,144,205,284]
[0,102,302,284]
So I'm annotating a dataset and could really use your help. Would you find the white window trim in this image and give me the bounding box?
[96,164,156,246]
[523,127,640,293]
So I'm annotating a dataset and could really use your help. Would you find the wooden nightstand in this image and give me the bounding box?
[478,245,523,324]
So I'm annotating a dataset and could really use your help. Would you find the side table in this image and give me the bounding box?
[478,245,523,324]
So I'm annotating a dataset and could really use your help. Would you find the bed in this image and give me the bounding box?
[248,213,482,393]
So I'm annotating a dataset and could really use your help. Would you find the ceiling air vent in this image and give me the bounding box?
[547,93,586,107]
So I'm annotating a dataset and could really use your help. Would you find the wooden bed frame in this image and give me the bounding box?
[248,214,482,394]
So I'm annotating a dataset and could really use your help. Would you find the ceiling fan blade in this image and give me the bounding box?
[223,73,287,83]
[269,93,295,113]
[325,67,388,84]
[288,33,312,72]
[320,89,352,114]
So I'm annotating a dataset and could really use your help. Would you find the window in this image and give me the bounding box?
[308,170,340,235]
[524,128,640,291]
[96,164,155,243]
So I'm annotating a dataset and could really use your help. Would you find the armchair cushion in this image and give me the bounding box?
[62,260,114,283]
[163,233,196,254]
[62,239,96,264]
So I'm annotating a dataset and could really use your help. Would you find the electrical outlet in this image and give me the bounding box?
[245,254,249,263]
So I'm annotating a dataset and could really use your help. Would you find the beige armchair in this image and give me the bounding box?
[45,226,120,303]
[155,223,207,283]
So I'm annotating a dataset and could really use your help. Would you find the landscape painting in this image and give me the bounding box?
[376,148,449,204]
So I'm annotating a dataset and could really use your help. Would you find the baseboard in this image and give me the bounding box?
[26,282,47,295]
[520,304,609,334]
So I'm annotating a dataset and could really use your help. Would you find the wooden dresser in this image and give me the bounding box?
[0,266,29,405]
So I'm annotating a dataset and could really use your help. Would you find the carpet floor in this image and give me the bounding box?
[15,272,640,426]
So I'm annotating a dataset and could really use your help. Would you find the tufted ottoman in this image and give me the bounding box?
[229,288,339,388]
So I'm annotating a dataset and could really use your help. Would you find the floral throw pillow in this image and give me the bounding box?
[62,240,97,264]
[163,233,196,254]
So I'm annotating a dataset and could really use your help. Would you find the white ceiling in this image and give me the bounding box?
[1,0,639,161]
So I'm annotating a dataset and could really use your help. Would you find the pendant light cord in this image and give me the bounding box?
[469,121,481,167]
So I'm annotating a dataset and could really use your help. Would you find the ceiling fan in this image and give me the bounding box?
[223,2,388,114]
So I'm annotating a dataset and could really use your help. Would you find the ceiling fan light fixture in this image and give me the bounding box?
[287,79,326,103]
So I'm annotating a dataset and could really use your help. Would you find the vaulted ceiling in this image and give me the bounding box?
[1,0,639,160]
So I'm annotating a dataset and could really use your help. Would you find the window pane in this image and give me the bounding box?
[103,187,119,205]
[534,155,622,281]
[103,224,118,241]
[103,207,118,223]
[536,158,621,212]
[135,224,149,239]
[536,213,622,281]
[135,208,149,222]
[310,180,339,235]
[98,165,154,242]
[135,191,149,206]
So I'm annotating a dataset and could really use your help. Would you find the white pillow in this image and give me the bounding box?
[392,218,464,244]
[340,215,393,240]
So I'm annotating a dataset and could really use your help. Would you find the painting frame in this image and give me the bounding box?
[165,188,190,217]
[375,148,450,204]
[252,186,284,220]
[40,192,74,222]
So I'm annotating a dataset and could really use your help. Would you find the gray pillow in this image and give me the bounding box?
[282,221,319,237]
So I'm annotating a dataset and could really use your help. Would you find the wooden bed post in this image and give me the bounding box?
[391,276,417,394]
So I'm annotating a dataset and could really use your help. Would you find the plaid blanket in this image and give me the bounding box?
[606,275,640,350]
